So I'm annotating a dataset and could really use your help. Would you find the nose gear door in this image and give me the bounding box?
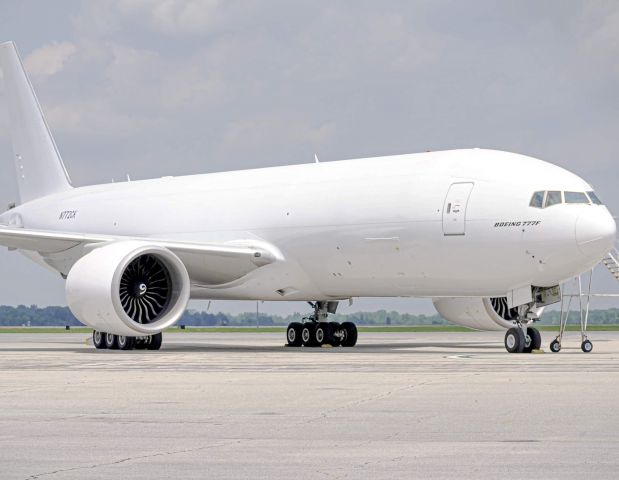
[442,182,474,235]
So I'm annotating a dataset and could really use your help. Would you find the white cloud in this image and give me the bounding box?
[45,99,157,138]
[579,2,619,77]
[220,113,337,157]
[23,42,77,79]
[115,0,222,34]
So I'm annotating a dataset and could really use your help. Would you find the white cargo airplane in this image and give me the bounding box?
[0,41,615,352]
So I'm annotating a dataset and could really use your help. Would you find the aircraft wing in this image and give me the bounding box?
[0,226,104,253]
[0,226,276,281]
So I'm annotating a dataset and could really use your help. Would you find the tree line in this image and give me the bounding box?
[1,305,619,327]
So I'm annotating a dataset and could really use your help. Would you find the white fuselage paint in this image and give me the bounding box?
[0,148,615,302]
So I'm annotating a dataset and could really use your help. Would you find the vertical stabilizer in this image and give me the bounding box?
[0,41,72,203]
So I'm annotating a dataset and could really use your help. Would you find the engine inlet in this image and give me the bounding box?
[119,254,171,323]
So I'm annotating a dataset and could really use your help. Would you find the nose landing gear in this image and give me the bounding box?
[504,325,542,353]
[504,303,542,354]
[285,301,358,348]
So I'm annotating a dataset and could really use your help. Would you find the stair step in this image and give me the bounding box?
[602,250,619,283]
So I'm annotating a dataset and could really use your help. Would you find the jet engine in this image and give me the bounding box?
[432,297,544,331]
[66,241,190,336]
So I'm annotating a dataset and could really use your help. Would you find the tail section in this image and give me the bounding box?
[0,41,72,203]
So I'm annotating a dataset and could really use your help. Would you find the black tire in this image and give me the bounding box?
[329,322,341,347]
[134,338,148,350]
[147,332,163,350]
[581,340,593,353]
[528,327,542,351]
[314,323,329,346]
[341,322,358,347]
[523,327,542,353]
[301,323,316,347]
[286,322,303,347]
[93,331,106,349]
[117,336,135,351]
[550,339,561,353]
[504,327,525,353]
[104,332,118,350]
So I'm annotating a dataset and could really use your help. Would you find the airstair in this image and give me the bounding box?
[602,245,619,282]
[550,242,619,353]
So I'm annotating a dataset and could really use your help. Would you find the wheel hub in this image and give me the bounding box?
[506,333,516,349]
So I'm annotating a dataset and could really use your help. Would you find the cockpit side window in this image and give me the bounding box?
[530,191,544,208]
[545,191,562,208]
[564,191,590,204]
[587,191,603,205]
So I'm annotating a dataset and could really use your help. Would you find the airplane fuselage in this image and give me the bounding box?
[1,148,614,302]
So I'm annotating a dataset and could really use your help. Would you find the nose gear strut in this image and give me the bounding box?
[504,303,542,354]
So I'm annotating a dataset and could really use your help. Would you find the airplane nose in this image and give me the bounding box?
[575,208,617,258]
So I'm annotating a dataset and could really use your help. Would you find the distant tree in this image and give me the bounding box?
[1,305,619,327]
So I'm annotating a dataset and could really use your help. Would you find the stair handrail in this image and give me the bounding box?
[605,249,618,263]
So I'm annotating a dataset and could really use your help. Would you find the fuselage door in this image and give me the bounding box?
[442,182,474,235]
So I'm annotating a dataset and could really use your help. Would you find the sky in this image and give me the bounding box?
[0,0,618,316]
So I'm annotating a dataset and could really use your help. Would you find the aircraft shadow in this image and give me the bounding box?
[0,341,502,355]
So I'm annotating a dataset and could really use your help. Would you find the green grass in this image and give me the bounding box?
[538,325,619,332]
[0,327,93,334]
[2,325,619,334]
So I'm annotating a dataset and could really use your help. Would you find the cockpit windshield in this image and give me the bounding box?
[529,191,544,208]
[529,190,604,209]
[564,191,589,204]
[587,191,603,205]
[545,191,562,208]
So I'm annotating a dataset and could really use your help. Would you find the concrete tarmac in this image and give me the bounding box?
[1,330,619,479]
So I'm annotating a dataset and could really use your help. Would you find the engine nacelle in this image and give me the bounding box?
[66,241,190,336]
[432,297,543,331]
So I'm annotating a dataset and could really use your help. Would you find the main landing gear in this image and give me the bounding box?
[503,303,542,354]
[286,301,358,348]
[92,331,162,351]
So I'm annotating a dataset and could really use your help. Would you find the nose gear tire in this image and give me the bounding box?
[505,327,525,353]
[523,327,542,353]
